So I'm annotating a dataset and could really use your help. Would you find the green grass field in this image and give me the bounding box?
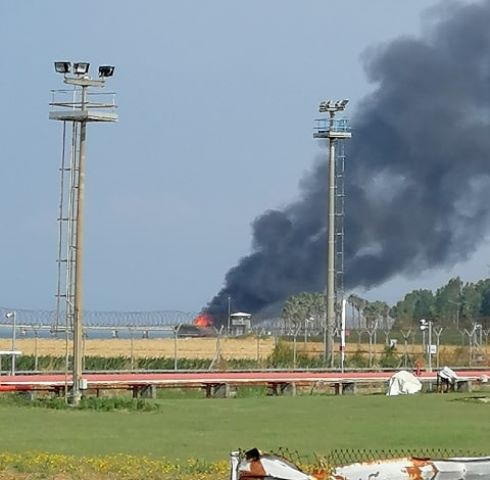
[0,393,488,461]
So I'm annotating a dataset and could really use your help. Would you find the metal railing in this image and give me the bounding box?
[49,89,117,111]
[314,117,351,134]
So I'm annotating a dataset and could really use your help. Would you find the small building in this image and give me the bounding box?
[230,312,252,336]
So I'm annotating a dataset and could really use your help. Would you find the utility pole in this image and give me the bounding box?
[50,62,117,405]
[314,100,351,364]
[227,296,231,335]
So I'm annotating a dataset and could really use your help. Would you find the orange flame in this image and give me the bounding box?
[193,313,213,328]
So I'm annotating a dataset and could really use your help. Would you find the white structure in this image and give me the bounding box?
[230,312,252,336]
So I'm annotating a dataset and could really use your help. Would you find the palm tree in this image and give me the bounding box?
[348,294,367,329]
[282,292,326,334]
[282,295,306,334]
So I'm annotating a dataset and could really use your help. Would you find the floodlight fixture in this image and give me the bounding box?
[5,312,14,320]
[98,65,115,78]
[319,99,348,113]
[319,101,334,112]
[54,61,71,74]
[419,318,428,331]
[320,102,330,112]
[73,62,90,75]
[334,99,349,110]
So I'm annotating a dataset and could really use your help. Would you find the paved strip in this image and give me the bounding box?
[0,369,488,390]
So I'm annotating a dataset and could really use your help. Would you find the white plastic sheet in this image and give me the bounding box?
[386,370,422,396]
[438,366,459,384]
[331,456,490,480]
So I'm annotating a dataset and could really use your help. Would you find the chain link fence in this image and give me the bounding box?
[273,447,485,469]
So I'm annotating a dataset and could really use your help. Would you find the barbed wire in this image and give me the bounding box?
[0,307,198,328]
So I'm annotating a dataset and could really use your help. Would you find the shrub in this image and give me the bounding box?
[378,346,399,368]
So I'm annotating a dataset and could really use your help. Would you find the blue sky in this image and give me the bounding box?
[1,0,485,312]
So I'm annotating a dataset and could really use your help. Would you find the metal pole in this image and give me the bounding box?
[403,334,409,368]
[368,330,373,368]
[130,328,134,370]
[256,330,260,364]
[293,333,297,369]
[11,312,16,376]
[174,326,178,370]
[436,331,440,369]
[215,331,221,364]
[51,63,117,401]
[326,112,336,365]
[434,327,443,369]
[340,298,346,373]
[428,321,432,372]
[227,296,231,335]
[34,328,39,371]
[323,314,327,364]
[469,330,472,366]
[72,86,87,405]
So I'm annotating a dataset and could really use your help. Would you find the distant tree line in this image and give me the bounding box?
[282,277,490,332]
[390,277,490,330]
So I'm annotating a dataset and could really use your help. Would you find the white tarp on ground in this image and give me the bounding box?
[259,456,313,480]
[231,450,315,480]
[386,370,422,396]
[438,366,459,384]
[230,451,490,480]
[331,456,490,480]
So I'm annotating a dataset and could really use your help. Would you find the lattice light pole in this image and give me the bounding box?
[313,100,351,365]
[50,61,118,405]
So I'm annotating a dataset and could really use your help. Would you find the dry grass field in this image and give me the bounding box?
[306,341,489,366]
[0,337,487,364]
[0,337,276,360]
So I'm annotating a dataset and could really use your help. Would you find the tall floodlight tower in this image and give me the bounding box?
[313,100,351,365]
[49,62,117,405]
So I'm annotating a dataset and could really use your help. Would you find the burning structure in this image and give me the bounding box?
[193,313,213,328]
[207,0,490,322]
[178,313,216,337]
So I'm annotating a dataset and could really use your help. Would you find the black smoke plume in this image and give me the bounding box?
[207,0,490,321]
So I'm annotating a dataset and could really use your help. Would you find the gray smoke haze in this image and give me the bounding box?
[207,0,490,320]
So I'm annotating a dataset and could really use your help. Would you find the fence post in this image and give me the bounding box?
[433,327,444,369]
[130,328,134,370]
[34,327,39,372]
[400,330,412,369]
[174,324,182,370]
